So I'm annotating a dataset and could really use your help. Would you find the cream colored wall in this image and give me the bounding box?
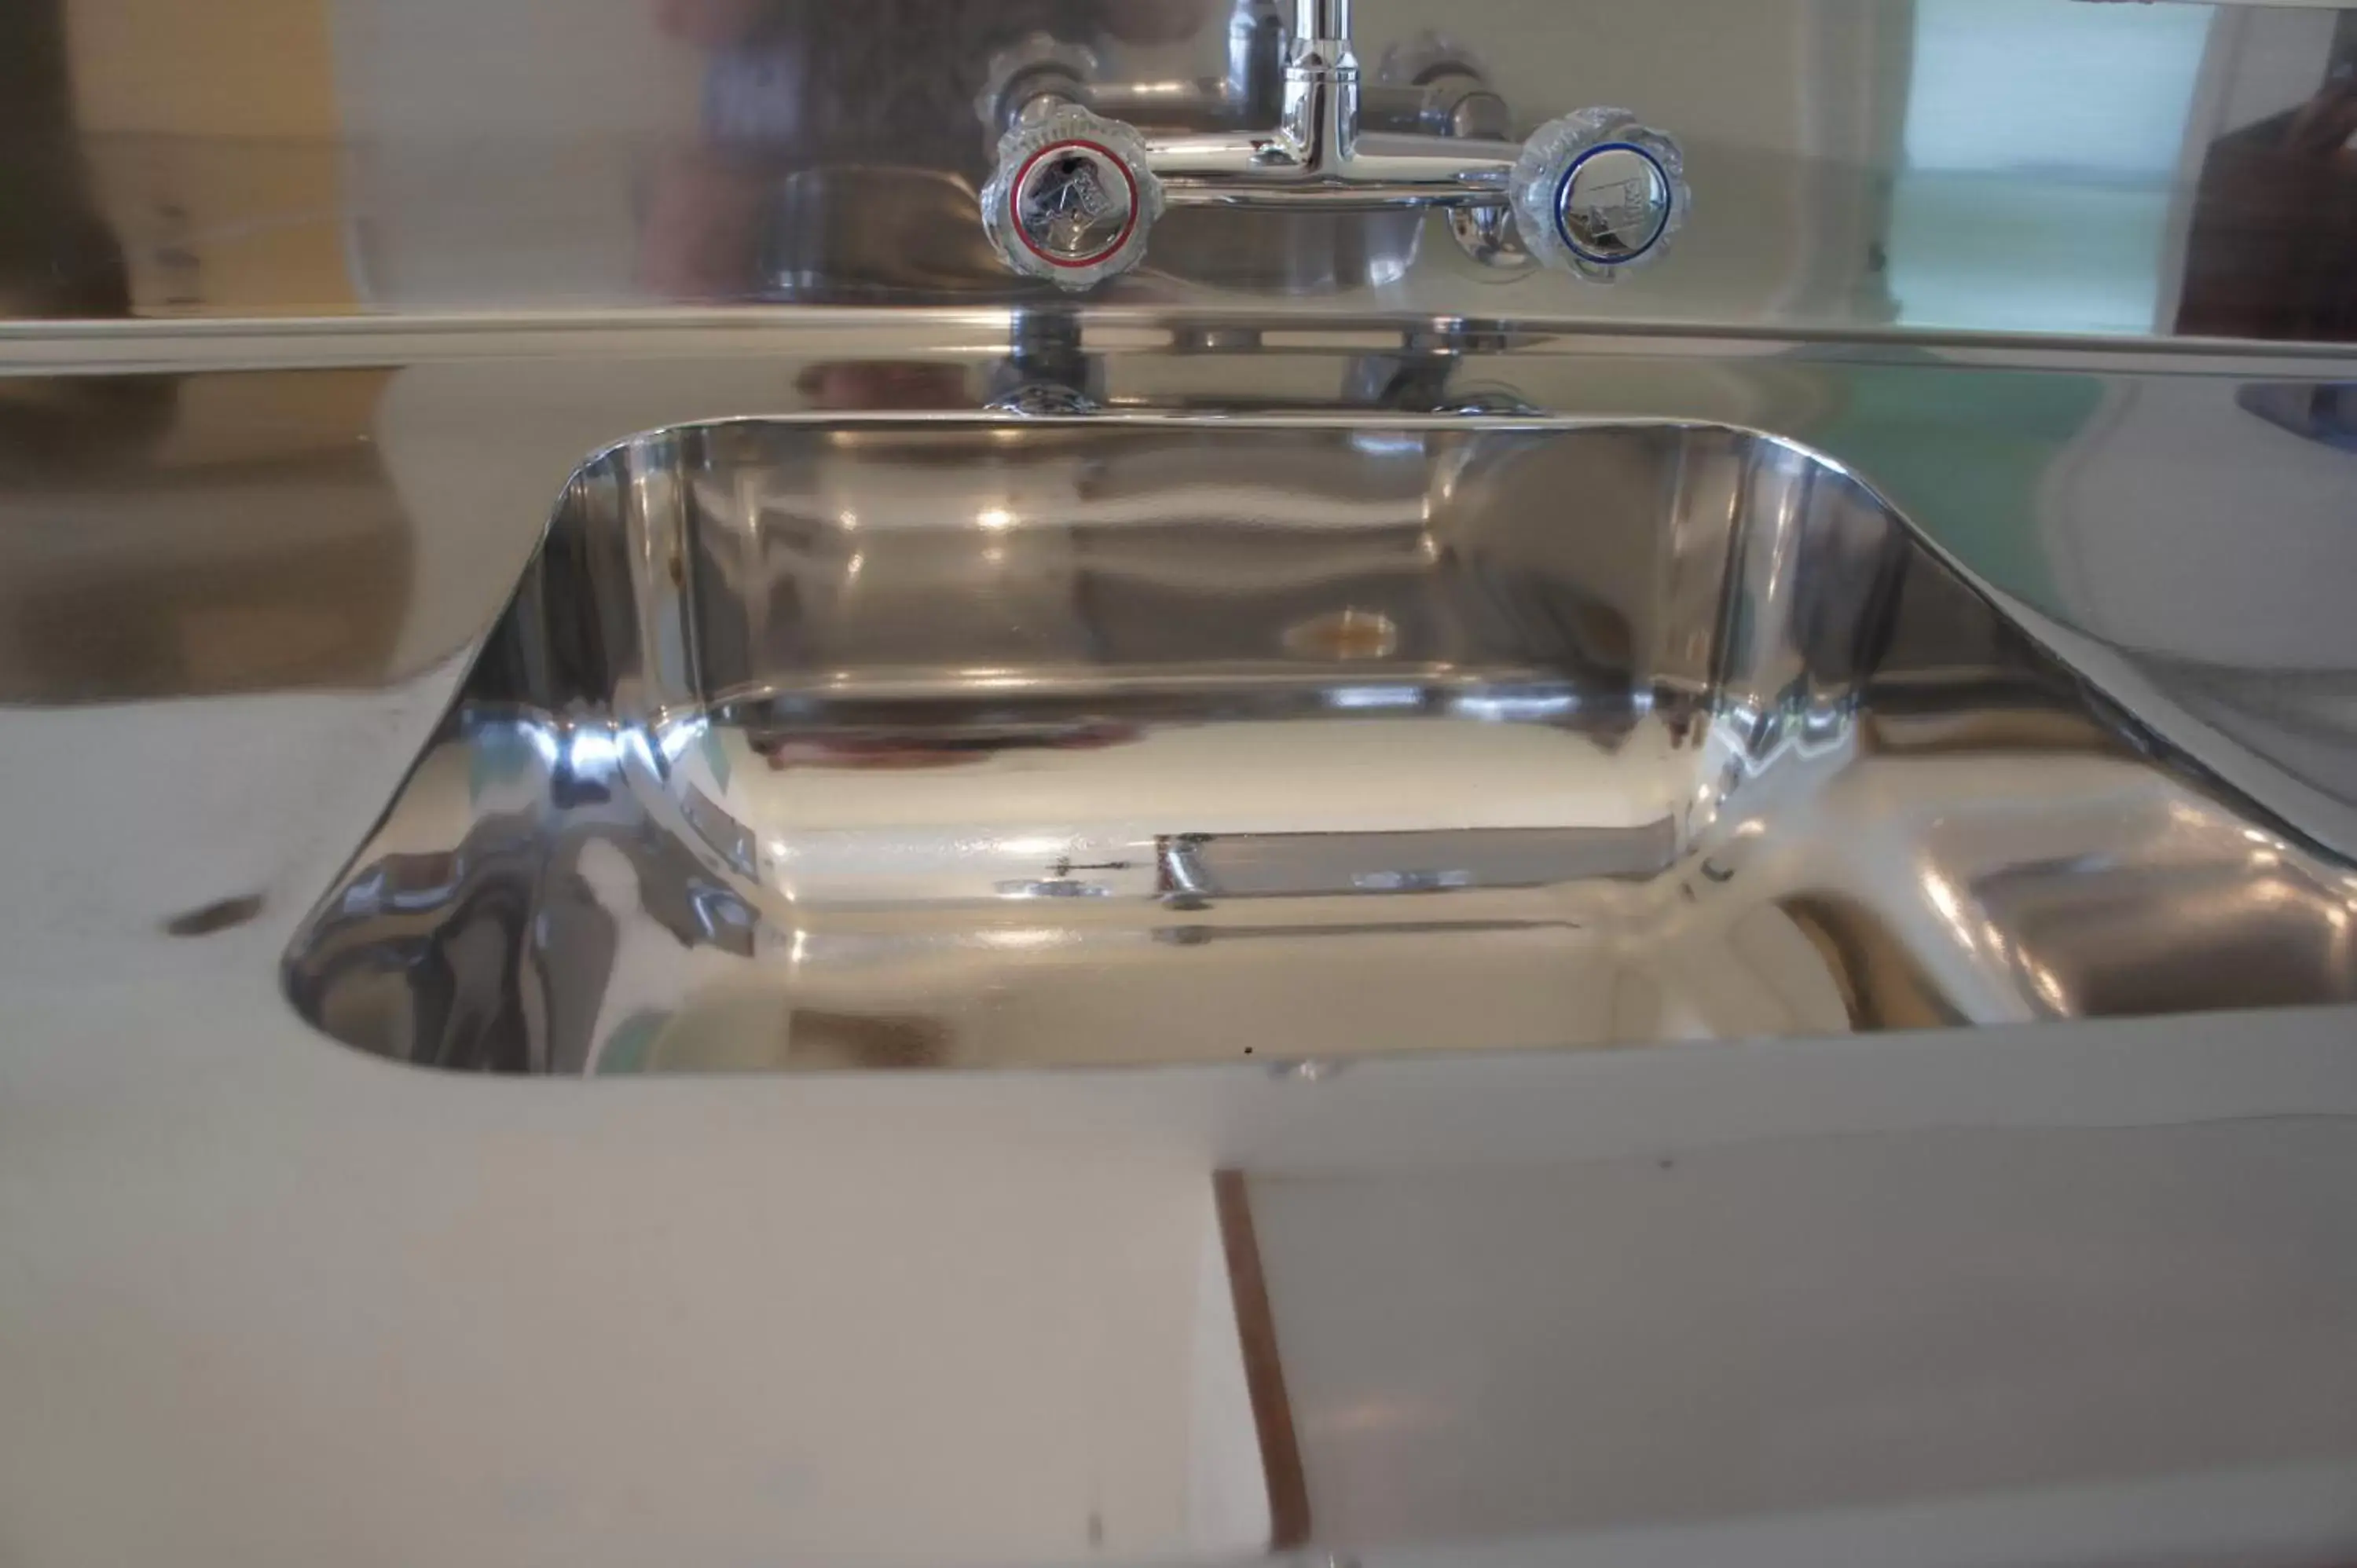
[65,0,356,312]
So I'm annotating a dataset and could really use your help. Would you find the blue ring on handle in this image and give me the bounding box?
[1552,141,1672,267]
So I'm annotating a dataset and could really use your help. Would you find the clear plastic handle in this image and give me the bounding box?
[980,108,1163,291]
[1510,108,1688,282]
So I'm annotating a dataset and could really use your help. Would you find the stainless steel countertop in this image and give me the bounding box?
[9,0,2357,1559]
[2,310,2356,1565]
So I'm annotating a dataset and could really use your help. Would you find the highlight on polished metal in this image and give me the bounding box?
[282,416,2357,1074]
[972,0,1686,286]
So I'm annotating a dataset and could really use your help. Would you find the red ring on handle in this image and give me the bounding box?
[1006,140,1141,270]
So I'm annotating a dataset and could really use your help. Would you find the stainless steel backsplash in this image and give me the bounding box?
[6,0,2355,340]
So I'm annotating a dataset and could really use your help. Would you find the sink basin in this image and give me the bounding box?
[284,418,2357,1072]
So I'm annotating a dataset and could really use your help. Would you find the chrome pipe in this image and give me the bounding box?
[1158,178,1512,210]
[1146,130,1518,206]
[1293,0,1351,45]
[1329,131,1519,185]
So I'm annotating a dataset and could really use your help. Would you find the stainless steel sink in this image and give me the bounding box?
[284,418,2357,1072]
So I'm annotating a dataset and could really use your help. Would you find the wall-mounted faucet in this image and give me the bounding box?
[975,0,1688,291]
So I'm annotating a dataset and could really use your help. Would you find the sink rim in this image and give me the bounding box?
[282,411,2357,1072]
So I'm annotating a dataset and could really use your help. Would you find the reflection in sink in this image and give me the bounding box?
[284,419,2357,1072]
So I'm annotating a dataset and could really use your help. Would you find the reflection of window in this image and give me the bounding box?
[1889,0,2212,334]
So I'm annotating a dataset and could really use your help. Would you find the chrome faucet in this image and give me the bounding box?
[976,0,1688,291]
